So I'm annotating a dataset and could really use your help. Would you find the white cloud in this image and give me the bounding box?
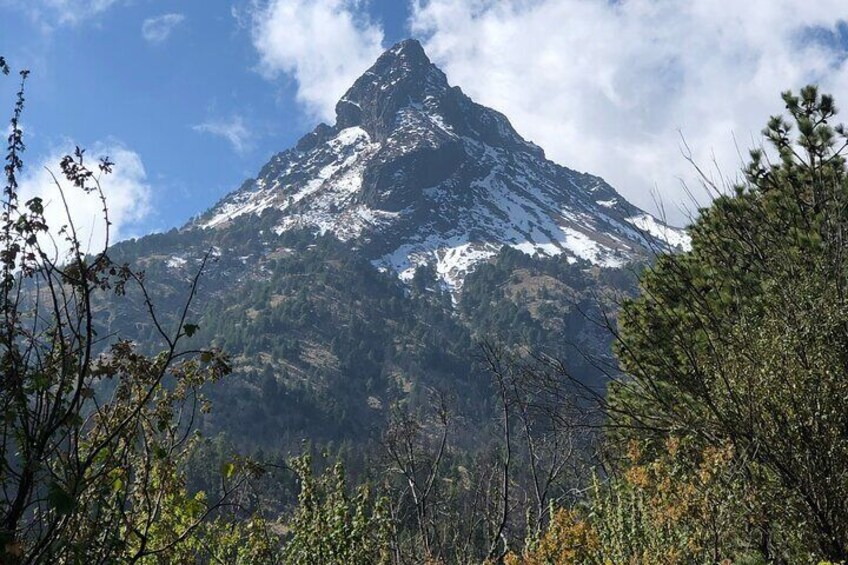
[18,142,152,258]
[410,0,848,224]
[193,115,253,154]
[249,0,384,120]
[3,0,125,28]
[142,13,186,44]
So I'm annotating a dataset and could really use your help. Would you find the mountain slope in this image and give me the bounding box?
[98,39,684,449]
[195,39,687,289]
[106,225,629,449]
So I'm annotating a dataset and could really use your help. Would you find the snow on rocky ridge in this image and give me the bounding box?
[197,39,689,290]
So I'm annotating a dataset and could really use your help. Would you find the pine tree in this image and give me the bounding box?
[611,86,848,561]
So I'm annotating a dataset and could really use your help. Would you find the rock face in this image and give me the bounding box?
[196,39,688,289]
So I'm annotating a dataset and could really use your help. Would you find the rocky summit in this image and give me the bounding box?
[195,39,688,289]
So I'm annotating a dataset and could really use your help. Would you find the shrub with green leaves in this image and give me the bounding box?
[282,454,392,565]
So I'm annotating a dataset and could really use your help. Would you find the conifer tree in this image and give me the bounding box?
[611,86,848,561]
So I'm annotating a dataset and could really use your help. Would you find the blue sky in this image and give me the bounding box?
[2,0,848,245]
[0,1,413,237]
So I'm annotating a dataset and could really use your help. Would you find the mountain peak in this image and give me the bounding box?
[363,38,434,85]
[334,38,448,138]
[198,39,690,290]
[386,38,430,65]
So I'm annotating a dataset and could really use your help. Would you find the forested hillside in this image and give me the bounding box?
[103,220,634,451]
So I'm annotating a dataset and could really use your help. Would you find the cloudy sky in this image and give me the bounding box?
[1,0,847,244]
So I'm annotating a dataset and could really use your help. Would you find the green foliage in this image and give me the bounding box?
[282,454,392,565]
[610,86,848,561]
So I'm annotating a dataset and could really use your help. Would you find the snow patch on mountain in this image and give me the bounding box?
[201,127,380,231]
[373,237,502,289]
[203,188,278,229]
[166,256,187,269]
[626,213,691,250]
